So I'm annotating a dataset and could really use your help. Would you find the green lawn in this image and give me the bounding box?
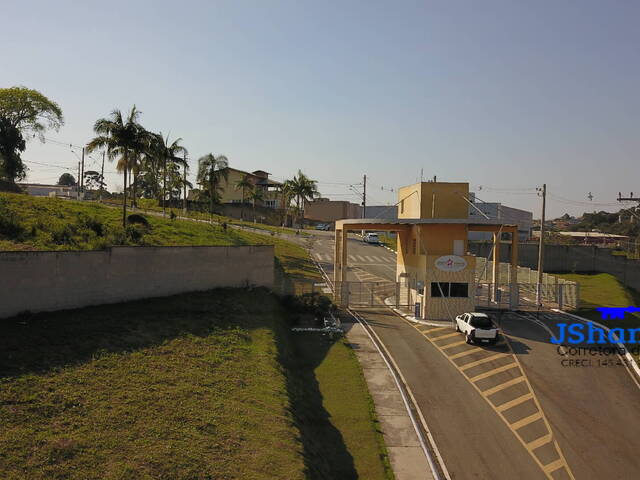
[0,289,304,480]
[557,273,640,328]
[0,192,392,479]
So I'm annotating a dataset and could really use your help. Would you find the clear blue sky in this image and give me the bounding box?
[4,0,639,217]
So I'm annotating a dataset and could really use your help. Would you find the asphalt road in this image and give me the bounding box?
[307,231,640,480]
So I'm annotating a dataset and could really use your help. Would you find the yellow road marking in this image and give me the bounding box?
[460,353,507,371]
[430,331,459,341]
[424,326,448,333]
[510,411,542,430]
[496,393,533,412]
[392,311,576,480]
[528,434,552,450]
[543,458,564,474]
[482,376,526,396]
[440,340,467,350]
[468,363,518,382]
[449,347,482,359]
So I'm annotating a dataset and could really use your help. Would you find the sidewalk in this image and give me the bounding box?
[343,319,436,480]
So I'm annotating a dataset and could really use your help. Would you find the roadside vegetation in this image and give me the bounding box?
[0,192,392,479]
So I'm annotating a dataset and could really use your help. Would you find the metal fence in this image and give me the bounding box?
[475,257,580,309]
[474,282,579,310]
[332,281,414,308]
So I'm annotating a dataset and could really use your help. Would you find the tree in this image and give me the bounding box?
[83,170,105,191]
[57,173,76,186]
[147,133,187,215]
[197,153,229,221]
[86,106,143,228]
[0,87,64,184]
[248,188,264,223]
[235,175,254,221]
[0,117,26,182]
[287,170,318,228]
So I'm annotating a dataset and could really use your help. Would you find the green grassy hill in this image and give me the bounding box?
[0,192,392,479]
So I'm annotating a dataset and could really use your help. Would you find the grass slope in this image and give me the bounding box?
[0,192,392,479]
[0,289,304,480]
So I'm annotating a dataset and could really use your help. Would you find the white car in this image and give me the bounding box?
[315,223,330,231]
[363,233,380,244]
[455,312,499,345]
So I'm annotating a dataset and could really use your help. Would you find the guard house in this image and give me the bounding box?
[334,181,519,320]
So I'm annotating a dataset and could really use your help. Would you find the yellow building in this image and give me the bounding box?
[217,168,282,208]
[334,181,518,320]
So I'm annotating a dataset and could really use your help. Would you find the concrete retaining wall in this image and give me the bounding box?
[1,245,274,319]
[470,242,640,291]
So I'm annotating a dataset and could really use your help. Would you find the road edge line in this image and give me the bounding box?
[347,309,450,480]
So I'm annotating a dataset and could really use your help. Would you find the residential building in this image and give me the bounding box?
[304,198,362,223]
[216,168,282,209]
[468,193,533,242]
[19,183,79,199]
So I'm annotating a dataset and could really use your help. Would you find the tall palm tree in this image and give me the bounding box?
[129,125,154,208]
[288,170,319,228]
[86,106,143,228]
[235,174,254,221]
[279,180,295,226]
[197,153,229,221]
[150,133,188,216]
[248,187,264,223]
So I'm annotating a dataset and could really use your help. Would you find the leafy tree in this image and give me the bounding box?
[57,173,76,186]
[0,87,63,183]
[248,187,264,223]
[235,174,254,221]
[197,153,229,221]
[0,117,26,182]
[83,170,105,191]
[86,106,143,227]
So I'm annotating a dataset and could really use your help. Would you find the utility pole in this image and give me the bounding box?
[183,152,188,213]
[80,147,85,199]
[362,174,367,218]
[77,161,81,200]
[536,183,546,305]
[99,151,105,202]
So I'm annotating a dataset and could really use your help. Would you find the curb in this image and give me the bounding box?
[551,309,640,381]
[383,298,453,328]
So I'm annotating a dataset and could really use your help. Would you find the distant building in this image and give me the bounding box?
[19,183,79,199]
[365,205,398,220]
[216,168,282,209]
[468,193,532,242]
[304,198,362,223]
[533,230,628,246]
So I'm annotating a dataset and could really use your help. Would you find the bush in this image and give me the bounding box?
[127,214,150,227]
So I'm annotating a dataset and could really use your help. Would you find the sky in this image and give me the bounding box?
[3,0,639,218]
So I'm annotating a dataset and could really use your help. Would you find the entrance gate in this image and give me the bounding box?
[334,281,414,308]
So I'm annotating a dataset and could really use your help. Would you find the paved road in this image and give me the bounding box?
[307,231,640,479]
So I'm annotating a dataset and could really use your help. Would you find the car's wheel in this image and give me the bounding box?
[455,323,459,332]
[465,333,473,344]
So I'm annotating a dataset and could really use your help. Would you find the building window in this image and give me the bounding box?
[265,200,276,208]
[400,199,404,214]
[430,282,469,298]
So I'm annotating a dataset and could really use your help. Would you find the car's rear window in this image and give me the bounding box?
[470,316,493,328]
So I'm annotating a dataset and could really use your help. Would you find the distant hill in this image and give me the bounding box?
[566,210,639,238]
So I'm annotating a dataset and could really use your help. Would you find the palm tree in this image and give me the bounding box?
[129,125,154,208]
[197,153,229,221]
[288,170,319,228]
[279,180,295,226]
[86,106,143,228]
[235,174,254,221]
[248,188,264,223]
[149,133,188,216]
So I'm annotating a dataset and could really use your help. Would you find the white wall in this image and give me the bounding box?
[1,245,274,319]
